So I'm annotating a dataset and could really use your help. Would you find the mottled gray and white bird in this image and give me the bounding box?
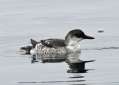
[19,29,94,63]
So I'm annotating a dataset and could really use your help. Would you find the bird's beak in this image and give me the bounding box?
[83,35,95,39]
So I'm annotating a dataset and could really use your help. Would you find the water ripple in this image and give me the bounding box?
[82,46,119,51]
[18,80,85,84]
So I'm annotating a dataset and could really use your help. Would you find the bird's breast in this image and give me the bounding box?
[66,44,81,63]
[66,44,81,53]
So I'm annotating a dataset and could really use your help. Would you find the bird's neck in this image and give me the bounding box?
[66,40,81,52]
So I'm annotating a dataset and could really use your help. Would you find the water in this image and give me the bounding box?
[0,0,119,85]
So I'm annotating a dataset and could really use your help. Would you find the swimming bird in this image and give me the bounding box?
[19,29,94,63]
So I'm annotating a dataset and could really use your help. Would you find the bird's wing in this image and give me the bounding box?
[41,39,66,48]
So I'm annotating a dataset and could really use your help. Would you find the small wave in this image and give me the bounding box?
[69,76,84,78]
[18,80,85,84]
[82,46,119,51]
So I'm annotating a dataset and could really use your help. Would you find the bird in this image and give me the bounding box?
[18,29,95,64]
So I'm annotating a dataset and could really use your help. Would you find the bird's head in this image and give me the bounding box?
[65,29,95,45]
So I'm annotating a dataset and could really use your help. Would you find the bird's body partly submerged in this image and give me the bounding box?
[30,38,82,63]
[32,39,67,62]
[19,29,95,63]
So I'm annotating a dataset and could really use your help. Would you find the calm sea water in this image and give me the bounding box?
[0,0,119,85]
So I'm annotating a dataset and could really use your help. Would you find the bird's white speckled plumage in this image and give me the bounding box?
[35,42,67,61]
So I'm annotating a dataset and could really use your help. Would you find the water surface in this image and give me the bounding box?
[0,0,119,85]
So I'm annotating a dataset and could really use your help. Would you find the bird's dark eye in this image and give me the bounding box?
[74,34,80,38]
